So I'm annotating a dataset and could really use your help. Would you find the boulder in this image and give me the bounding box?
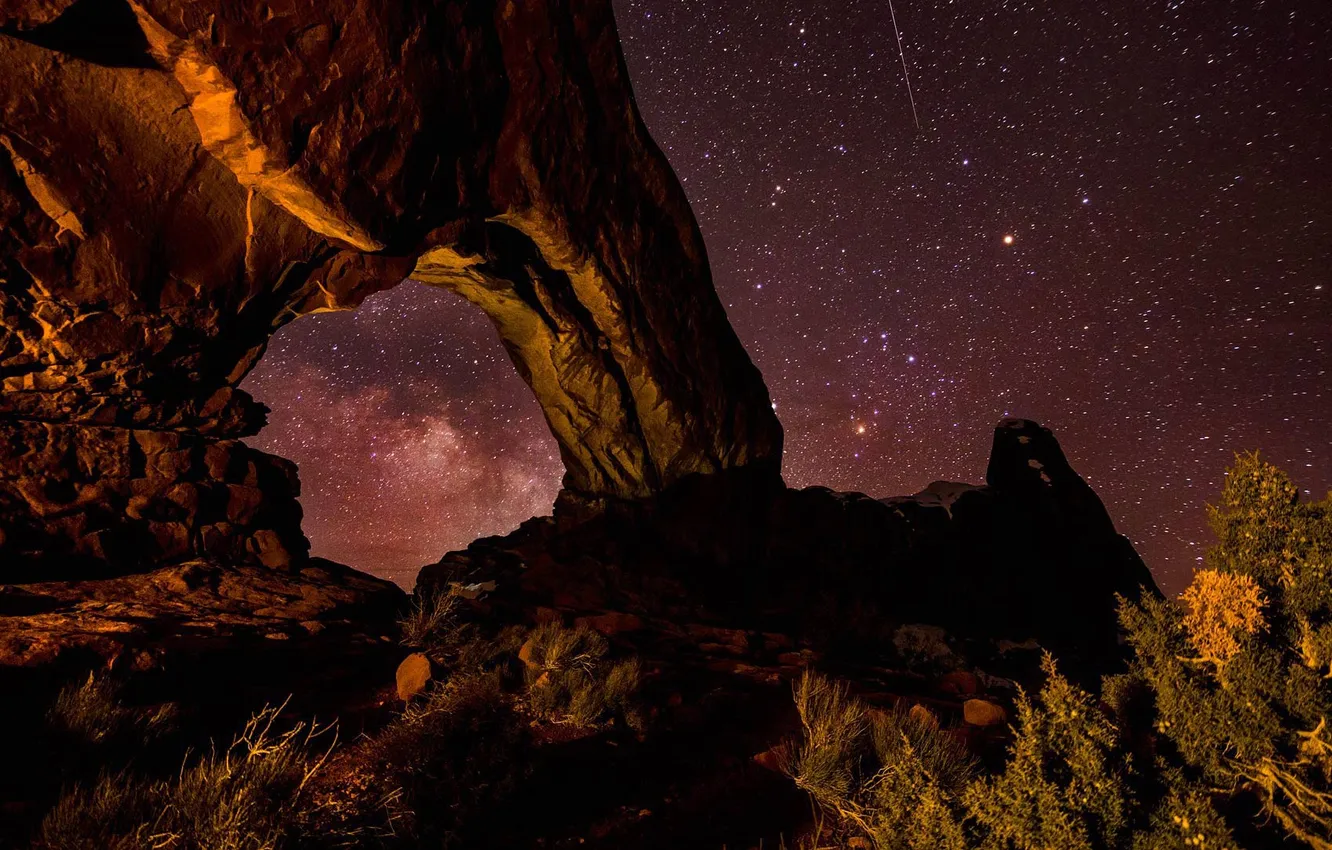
[395,653,433,703]
[908,703,941,731]
[575,612,646,636]
[963,699,1008,728]
[517,637,540,670]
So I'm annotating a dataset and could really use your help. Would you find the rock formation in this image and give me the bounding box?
[0,1,1157,673]
[0,0,782,578]
[421,419,1158,669]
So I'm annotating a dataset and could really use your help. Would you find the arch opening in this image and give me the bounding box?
[241,280,563,586]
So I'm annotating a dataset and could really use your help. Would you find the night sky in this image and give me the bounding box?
[243,0,1331,592]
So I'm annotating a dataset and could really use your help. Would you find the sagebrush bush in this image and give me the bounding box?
[782,670,975,849]
[399,586,465,651]
[520,622,643,728]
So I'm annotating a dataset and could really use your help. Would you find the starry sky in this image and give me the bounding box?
[243,0,1330,592]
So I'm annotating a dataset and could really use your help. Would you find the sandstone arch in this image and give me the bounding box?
[0,0,782,577]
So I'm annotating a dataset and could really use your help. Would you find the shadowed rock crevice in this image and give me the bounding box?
[0,0,156,69]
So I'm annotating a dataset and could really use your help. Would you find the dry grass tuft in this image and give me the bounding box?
[782,671,975,850]
[37,702,332,850]
[46,672,176,749]
[399,587,463,651]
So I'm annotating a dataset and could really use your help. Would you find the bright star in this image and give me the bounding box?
[1003,234,1015,245]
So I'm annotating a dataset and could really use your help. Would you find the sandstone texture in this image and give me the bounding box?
[0,420,306,579]
[0,557,403,671]
[0,0,782,578]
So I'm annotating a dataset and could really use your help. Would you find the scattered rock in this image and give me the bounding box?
[893,623,958,669]
[963,699,1008,727]
[396,653,433,702]
[533,607,563,625]
[909,703,941,731]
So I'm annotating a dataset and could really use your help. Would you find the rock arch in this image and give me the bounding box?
[0,0,782,577]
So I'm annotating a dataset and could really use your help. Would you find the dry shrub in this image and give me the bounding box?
[1179,569,1266,664]
[47,672,176,749]
[37,703,330,850]
[303,671,529,849]
[521,623,643,728]
[398,587,463,651]
[782,671,974,850]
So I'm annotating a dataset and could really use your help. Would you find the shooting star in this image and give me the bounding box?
[887,0,921,130]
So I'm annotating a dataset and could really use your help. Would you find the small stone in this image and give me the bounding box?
[909,703,940,731]
[396,652,432,702]
[517,637,540,669]
[963,698,1007,727]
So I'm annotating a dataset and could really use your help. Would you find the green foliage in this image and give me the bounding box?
[1131,787,1237,850]
[1119,453,1332,847]
[774,455,1328,849]
[965,655,1132,850]
[521,622,644,728]
[37,703,329,850]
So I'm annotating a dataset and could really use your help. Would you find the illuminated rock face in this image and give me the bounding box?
[0,0,782,577]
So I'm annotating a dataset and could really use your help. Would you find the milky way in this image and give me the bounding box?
[243,0,1331,591]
